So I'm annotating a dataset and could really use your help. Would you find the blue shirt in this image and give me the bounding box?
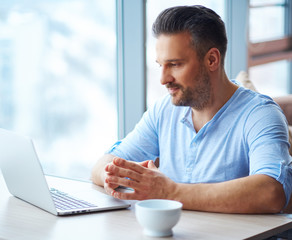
[108,86,292,205]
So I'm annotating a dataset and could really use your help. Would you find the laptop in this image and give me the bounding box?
[0,128,130,215]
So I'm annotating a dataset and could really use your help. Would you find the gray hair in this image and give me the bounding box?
[152,5,227,65]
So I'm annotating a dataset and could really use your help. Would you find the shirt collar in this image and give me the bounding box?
[180,107,194,130]
[178,86,243,132]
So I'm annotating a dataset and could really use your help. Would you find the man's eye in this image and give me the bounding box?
[169,63,180,67]
[157,63,181,68]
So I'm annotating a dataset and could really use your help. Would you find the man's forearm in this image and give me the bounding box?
[172,174,286,213]
[91,154,115,186]
[102,158,286,213]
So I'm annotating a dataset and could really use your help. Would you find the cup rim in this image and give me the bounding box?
[135,199,183,211]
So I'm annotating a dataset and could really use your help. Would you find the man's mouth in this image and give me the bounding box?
[166,84,181,95]
[167,87,180,95]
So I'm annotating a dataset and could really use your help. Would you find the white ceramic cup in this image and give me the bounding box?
[135,199,183,237]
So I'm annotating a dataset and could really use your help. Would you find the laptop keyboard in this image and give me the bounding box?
[50,188,98,211]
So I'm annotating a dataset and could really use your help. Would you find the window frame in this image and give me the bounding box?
[248,1,292,67]
[116,0,146,138]
[225,0,249,79]
[247,0,292,92]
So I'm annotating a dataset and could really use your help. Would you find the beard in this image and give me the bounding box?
[166,67,211,110]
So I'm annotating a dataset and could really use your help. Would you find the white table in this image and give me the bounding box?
[1,172,292,240]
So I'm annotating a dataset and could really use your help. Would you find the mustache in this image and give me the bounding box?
[165,83,182,89]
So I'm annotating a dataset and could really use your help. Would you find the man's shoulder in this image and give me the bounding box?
[151,94,171,106]
[235,87,277,108]
[146,94,189,122]
[149,94,186,112]
[224,87,283,126]
[234,87,286,128]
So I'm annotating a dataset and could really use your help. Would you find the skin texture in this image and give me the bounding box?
[91,32,286,213]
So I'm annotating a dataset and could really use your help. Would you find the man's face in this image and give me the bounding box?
[155,32,211,110]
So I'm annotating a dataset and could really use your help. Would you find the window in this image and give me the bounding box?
[249,0,286,42]
[248,0,292,97]
[146,0,225,107]
[0,0,117,181]
[249,60,289,96]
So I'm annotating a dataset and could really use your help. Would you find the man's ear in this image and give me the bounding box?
[204,48,221,72]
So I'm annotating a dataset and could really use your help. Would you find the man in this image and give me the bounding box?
[91,5,292,213]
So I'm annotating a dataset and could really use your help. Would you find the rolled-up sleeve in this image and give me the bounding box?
[246,103,292,206]
[277,159,292,206]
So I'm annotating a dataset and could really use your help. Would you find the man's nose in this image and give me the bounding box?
[160,68,174,85]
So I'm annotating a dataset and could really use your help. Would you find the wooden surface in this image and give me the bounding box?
[1,172,292,240]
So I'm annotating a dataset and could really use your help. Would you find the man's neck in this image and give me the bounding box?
[191,72,238,132]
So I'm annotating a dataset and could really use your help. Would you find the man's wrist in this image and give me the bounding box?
[168,181,180,202]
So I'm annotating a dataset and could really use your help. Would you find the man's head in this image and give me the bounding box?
[155,31,212,110]
[152,5,227,66]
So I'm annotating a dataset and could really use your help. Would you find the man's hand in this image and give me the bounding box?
[104,157,177,200]
[95,156,286,213]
